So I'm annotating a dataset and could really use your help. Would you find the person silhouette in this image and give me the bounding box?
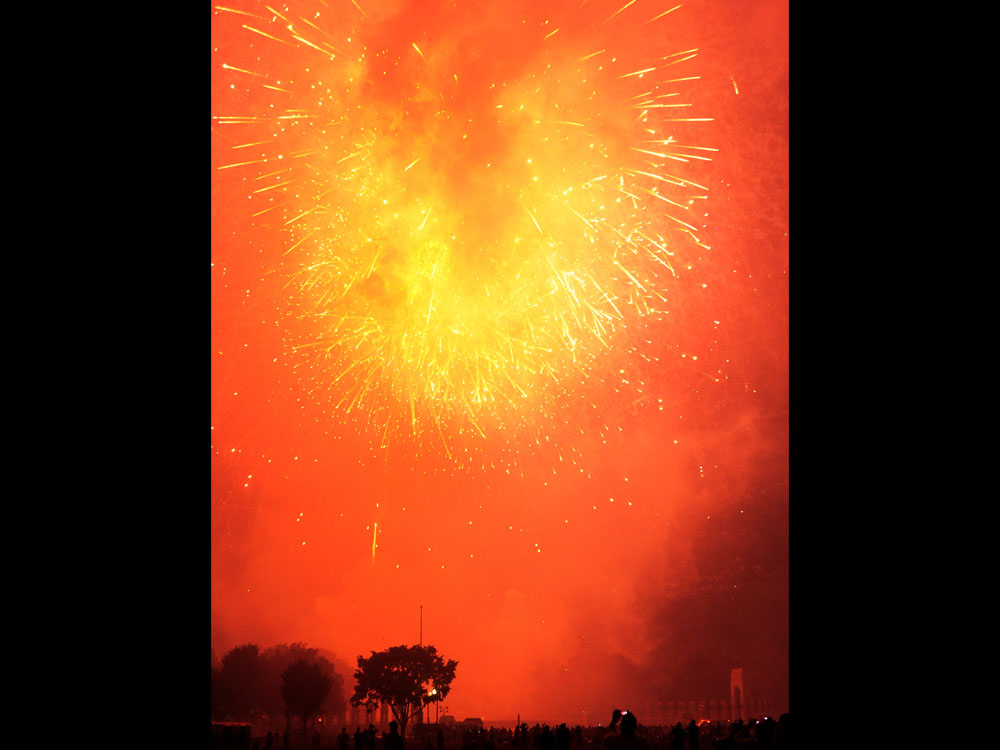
[755,716,776,746]
[669,723,684,750]
[604,711,648,750]
[601,710,622,749]
[537,725,554,750]
[555,723,571,750]
[775,714,789,748]
[685,720,698,750]
[266,730,274,749]
[385,721,404,750]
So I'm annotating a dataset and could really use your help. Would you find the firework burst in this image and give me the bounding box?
[212,0,714,461]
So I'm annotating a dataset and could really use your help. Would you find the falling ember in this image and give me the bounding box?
[371,522,378,566]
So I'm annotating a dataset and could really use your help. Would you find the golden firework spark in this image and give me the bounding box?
[212,0,713,462]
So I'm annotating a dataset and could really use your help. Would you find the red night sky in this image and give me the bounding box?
[211,0,787,724]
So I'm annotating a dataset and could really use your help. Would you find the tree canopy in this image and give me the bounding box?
[351,645,458,736]
[215,643,268,720]
[263,643,347,719]
[282,659,334,742]
[211,642,346,724]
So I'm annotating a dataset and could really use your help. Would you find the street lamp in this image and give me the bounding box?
[431,689,439,723]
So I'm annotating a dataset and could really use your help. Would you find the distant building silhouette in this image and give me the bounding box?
[633,669,783,726]
[730,668,744,722]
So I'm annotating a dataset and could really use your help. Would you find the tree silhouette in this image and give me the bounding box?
[282,659,334,744]
[211,660,224,720]
[351,645,458,737]
[217,643,267,720]
[263,643,347,726]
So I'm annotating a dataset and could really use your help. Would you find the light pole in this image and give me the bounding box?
[419,605,423,724]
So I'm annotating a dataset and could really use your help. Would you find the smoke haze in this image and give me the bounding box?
[212,0,788,724]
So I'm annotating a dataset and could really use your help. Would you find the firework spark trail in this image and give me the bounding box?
[212,0,713,462]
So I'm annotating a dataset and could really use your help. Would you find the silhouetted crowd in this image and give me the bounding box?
[246,710,788,750]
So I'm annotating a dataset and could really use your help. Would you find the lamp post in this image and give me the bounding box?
[419,605,424,725]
